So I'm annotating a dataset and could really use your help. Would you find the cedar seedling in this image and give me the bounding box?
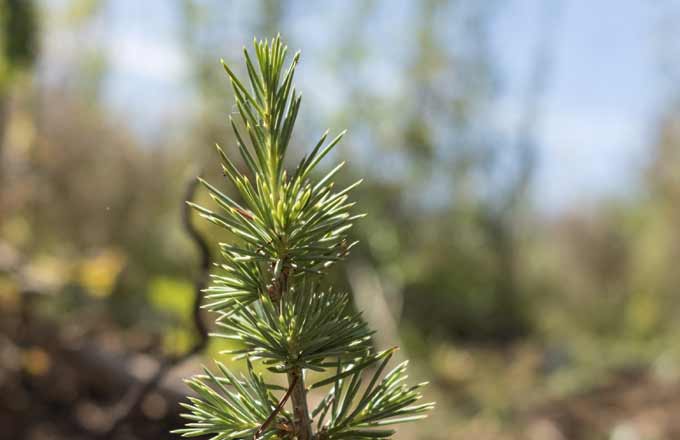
[174,36,433,440]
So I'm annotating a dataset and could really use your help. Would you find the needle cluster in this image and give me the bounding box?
[174,36,433,440]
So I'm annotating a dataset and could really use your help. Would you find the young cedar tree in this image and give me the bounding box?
[174,36,434,440]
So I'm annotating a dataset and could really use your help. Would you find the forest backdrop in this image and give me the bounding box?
[4,1,680,439]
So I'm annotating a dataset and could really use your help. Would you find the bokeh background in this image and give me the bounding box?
[4,0,680,439]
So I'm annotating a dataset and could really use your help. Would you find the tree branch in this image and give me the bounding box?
[254,374,297,439]
[103,174,211,438]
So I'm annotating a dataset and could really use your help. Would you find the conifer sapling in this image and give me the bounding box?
[174,36,434,440]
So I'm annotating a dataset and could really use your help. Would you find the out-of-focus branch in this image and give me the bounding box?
[103,174,211,438]
[481,2,562,339]
[181,174,211,345]
[0,94,8,173]
[503,1,562,213]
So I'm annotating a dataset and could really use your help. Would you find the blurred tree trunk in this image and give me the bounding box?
[484,1,561,337]
[0,92,7,167]
[347,260,404,357]
[0,0,37,205]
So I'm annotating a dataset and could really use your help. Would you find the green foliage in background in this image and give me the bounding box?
[0,0,37,90]
[174,37,433,440]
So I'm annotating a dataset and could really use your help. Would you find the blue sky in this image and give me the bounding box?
[48,0,675,214]
[492,0,667,212]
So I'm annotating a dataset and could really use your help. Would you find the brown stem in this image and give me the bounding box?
[267,174,312,438]
[287,367,313,440]
[254,374,297,439]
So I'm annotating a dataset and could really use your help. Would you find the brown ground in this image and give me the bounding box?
[4,308,680,440]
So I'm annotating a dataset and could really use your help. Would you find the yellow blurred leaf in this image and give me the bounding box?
[0,275,19,307]
[78,250,125,297]
[22,347,50,376]
[6,108,36,155]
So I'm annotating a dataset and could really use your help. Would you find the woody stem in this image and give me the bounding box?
[287,367,313,440]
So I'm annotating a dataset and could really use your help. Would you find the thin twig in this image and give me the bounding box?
[103,174,211,438]
[254,374,297,440]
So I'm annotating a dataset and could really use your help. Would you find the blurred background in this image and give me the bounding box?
[4,0,680,439]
